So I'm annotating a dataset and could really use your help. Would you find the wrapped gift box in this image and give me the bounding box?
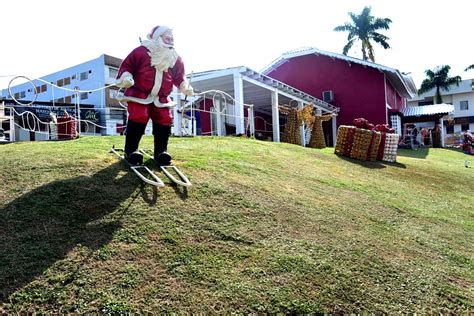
[335,125,381,161]
[381,133,399,162]
[57,116,77,140]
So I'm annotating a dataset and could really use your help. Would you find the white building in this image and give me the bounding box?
[1,54,125,136]
[408,79,474,135]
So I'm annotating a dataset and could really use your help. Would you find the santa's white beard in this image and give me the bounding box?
[142,39,178,72]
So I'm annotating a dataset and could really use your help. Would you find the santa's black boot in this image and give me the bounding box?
[153,123,172,166]
[124,120,146,165]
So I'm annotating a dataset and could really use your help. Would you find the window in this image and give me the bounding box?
[57,98,64,103]
[57,79,64,87]
[65,96,72,103]
[418,100,433,106]
[390,115,402,135]
[80,72,88,81]
[20,91,25,98]
[41,84,47,92]
[446,124,454,134]
[109,89,120,98]
[14,92,20,99]
[461,123,470,131]
[64,77,71,85]
[80,92,88,100]
[72,74,77,80]
[460,100,469,111]
[109,67,118,78]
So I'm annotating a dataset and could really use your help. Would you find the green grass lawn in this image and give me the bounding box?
[0,136,472,313]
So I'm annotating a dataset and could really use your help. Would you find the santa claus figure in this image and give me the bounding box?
[116,25,193,165]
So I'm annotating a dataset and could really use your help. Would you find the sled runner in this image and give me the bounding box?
[111,146,165,187]
[138,149,192,187]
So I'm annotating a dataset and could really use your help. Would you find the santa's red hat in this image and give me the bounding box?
[147,25,172,41]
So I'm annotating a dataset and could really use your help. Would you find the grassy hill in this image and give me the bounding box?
[0,136,472,313]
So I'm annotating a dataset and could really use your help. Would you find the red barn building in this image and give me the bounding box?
[262,48,417,137]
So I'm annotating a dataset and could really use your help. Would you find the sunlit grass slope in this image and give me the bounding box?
[0,136,472,313]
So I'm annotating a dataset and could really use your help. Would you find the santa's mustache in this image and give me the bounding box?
[150,47,178,70]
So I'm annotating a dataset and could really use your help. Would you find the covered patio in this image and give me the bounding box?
[398,103,454,147]
[172,66,339,145]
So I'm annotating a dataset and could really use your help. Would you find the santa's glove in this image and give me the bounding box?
[115,72,135,88]
[180,81,194,97]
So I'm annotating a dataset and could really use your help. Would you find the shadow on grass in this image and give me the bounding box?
[382,161,407,169]
[397,147,430,159]
[335,155,385,169]
[141,185,158,205]
[172,184,188,200]
[335,155,406,169]
[0,162,141,303]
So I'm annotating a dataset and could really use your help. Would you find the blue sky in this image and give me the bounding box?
[1,0,473,90]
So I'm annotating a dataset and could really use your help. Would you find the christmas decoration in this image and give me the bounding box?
[308,111,332,149]
[280,106,301,145]
[382,133,399,162]
[280,104,316,146]
[462,131,474,155]
[116,25,193,166]
[335,118,398,162]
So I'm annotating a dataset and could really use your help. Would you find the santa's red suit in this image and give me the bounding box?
[116,25,193,166]
[117,46,186,126]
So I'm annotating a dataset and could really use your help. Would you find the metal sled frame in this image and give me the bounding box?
[111,147,165,187]
[138,149,192,187]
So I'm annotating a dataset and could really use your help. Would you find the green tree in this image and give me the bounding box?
[465,64,474,71]
[418,65,461,104]
[334,6,392,62]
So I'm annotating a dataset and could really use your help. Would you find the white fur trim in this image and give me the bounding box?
[153,98,176,108]
[117,72,134,88]
[115,94,176,108]
[179,80,194,96]
[120,71,133,79]
[179,79,189,90]
[150,71,163,98]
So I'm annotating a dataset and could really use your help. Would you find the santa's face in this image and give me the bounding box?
[161,31,174,48]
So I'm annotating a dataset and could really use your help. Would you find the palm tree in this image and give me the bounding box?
[418,65,461,104]
[465,65,474,71]
[333,6,392,62]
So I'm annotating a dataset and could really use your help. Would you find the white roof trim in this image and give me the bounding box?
[189,66,339,113]
[189,66,247,82]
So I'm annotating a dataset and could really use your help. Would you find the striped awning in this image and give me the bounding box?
[400,104,454,117]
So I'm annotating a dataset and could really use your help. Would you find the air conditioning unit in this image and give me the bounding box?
[322,90,334,103]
